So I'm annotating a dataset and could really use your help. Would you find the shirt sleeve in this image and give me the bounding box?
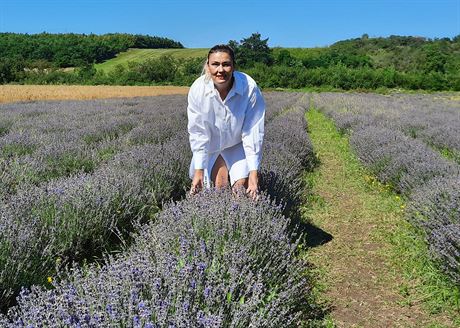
[242,86,265,171]
[187,88,209,170]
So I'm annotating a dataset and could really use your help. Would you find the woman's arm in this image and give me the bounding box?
[191,169,204,194]
[247,170,259,200]
[242,86,265,199]
[187,89,209,194]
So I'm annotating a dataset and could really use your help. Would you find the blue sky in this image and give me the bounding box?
[1,0,459,48]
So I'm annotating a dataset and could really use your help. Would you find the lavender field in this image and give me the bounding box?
[2,90,459,326]
[312,92,460,285]
[0,92,321,326]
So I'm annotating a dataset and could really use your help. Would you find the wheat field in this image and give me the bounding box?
[0,85,189,104]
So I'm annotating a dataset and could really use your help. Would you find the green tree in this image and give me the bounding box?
[420,43,449,73]
[230,33,273,67]
[0,58,23,84]
[274,49,302,67]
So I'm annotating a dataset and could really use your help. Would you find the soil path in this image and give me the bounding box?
[305,109,454,327]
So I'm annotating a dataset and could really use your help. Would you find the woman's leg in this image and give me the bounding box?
[211,154,229,188]
[232,178,248,193]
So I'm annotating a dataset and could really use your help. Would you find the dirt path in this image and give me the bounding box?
[304,109,454,327]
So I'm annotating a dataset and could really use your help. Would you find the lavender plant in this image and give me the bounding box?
[0,96,189,200]
[311,92,460,158]
[0,96,191,309]
[0,135,191,309]
[264,92,305,123]
[428,224,460,284]
[350,126,459,195]
[262,95,316,218]
[408,175,460,282]
[0,92,317,313]
[0,92,320,325]
[0,190,317,327]
[265,106,316,170]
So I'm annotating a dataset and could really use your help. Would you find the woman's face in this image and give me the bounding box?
[207,51,234,88]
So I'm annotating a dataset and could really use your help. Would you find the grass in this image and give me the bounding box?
[1,144,36,158]
[43,154,95,179]
[304,106,459,327]
[389,216,460,317]
[94,48,208,73]
[83,123,135,145]
[435,146,460,165]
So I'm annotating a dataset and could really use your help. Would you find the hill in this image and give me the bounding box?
[0,32,184,68]
[2,33,459,91]
[273,35,460,75]
[95,48,208,73]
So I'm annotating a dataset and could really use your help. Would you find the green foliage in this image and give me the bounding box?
[244,63,459,91]
[136,55,178,82]
[94,48,207,73]
[274,49,303,67]
[4,33,459,91]
[42,154,95,180]
[0,57,24,84]
[329,34,459,76]
[0,32,183,69]
[1,144,36,158]
[229,32,274,67]
[76,64,97,80]
[419,43,449,73]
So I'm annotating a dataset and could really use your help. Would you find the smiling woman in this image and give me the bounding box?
[187,44,265,200]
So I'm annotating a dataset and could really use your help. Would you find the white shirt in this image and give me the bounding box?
[187,71,265,172]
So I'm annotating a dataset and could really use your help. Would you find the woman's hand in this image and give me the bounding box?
[246,170,259,200]
[191,169,204,195]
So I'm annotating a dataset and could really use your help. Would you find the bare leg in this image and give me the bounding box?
[232,177,248,194]
[211,154,229,188]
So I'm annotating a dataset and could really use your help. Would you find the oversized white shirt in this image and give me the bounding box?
[187,71,265,172]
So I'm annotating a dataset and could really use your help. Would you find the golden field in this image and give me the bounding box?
[0,85,189,104]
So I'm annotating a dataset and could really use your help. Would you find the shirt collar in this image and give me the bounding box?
[204,72,244,97]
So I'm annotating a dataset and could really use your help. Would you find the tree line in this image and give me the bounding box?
[0,32,182,78]
[1,32,459,91]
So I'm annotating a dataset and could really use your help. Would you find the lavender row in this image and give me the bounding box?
[1,191,317,327]
[310,92,460,160]
[0,92,313,311]
[0,91,298,198]
[0,133,191,309]
[261,95,316,218]
[350,126,458,195]
[312,93,460,284]
[0,93,302,202]
[0,96,188,201]
[0,94,319,326]
[264,92,305,123]
[0,95,194,309]
[408,176,460,283]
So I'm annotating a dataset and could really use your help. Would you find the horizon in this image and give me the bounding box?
[1,0,459,48]
[0,31,457,49]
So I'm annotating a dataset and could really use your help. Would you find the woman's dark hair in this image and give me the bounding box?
[207,44,236,65]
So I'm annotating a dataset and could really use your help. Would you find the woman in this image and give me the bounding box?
[187,44,265,199]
